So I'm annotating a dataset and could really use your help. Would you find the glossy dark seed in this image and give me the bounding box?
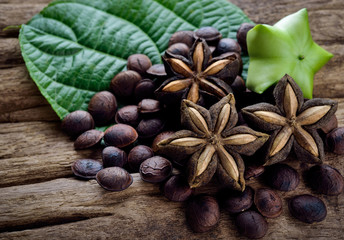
[325,127,344,154]
[194,27,222,45]
[236,23,255,52]
[137,99,162,115]
[244,164,265,180]
[104,124,138,148]
[163,175,193,202]
[74,130,104,150]
[254,188,282,218]
[128,145,154,172]
[166,43,190,58]
[236,211,268,239]
[61,110,94,137]
[88,91,117,126]
[110,70,142,98]
[288,194,327,223]
[136,118,165,139]
[139,156,172,183]
[102,146,127,168]
[306,164,344,195]
[146,64,167,79]
[96,167,133,191]
[264,164,300,191]
[71,159,103,179]
[115,105,141,127]
[215,38,241,56]
[168,30,195,48]
[127,54,152,76]
[134,79,156,102]
[186,195,220,233]
[220,186,254,214]
[231,76,246,93]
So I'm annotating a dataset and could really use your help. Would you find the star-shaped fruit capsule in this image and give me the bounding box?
[246,8,333,99]
[242,74,337,165]
[155,38,239,105]
[156,94,269,190]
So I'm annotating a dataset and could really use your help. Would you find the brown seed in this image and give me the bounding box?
[220,186,254,214]
[61,110,94,137]
[115,105,141,127]
[102,146,127,168]
[231,76,246,93]
[194,27,222,46]
[166,43,190,58]
[320,114,338,134]
[137,99,162,115]
[236,23,255,52]
[88,91,117,126]
[110,70,142,98]
[288,194,327,223]
[139,156,172,183]
[136,118,165,139]
[168,30,195,48]
[128,145,154,172]
[134,79,156,102]
[152,131,175,152]
[306,164,344,195]
[127,54,152,76]
[74,130,104,150]
[71,159,103,179]
[264,164,300,191]
[163,175,193,202]
[325,127,344,154]
[186,195,220,233]
[96,167,133,191]
[235,211,268,239]
[146,64,167,79]
[104,124,138,148]
[214,38,241,56]
[254,188,282,218]
[244,164,265,180]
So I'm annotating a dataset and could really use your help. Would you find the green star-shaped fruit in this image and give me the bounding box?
[246,8,333,99]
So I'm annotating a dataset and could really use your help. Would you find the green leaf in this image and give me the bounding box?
[19,0,253,121]
[246,8,333,99]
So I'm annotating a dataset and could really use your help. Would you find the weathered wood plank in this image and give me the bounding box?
[0,38,23,68]
[0,122,102,187]
[0,66,59,122]
[0,166,343,239]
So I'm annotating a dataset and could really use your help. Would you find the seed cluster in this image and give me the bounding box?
[62,25,344,239]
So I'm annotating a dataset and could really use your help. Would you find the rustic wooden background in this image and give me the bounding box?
[0,0,343,239]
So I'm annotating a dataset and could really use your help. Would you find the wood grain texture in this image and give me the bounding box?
[0,0,344,239]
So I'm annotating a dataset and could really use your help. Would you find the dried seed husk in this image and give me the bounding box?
[242,103,284,131]
[273,74,304,116]
[216,150,245,191]
[187,148,218,188]
[263,130,294,166]
[206,53,239,84]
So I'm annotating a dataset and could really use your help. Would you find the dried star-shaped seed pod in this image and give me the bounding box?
[156,94,269,190]
[155,38,239,105]
[242,74,338,165]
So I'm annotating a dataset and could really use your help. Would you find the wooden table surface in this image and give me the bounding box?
[1,0,343,239]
